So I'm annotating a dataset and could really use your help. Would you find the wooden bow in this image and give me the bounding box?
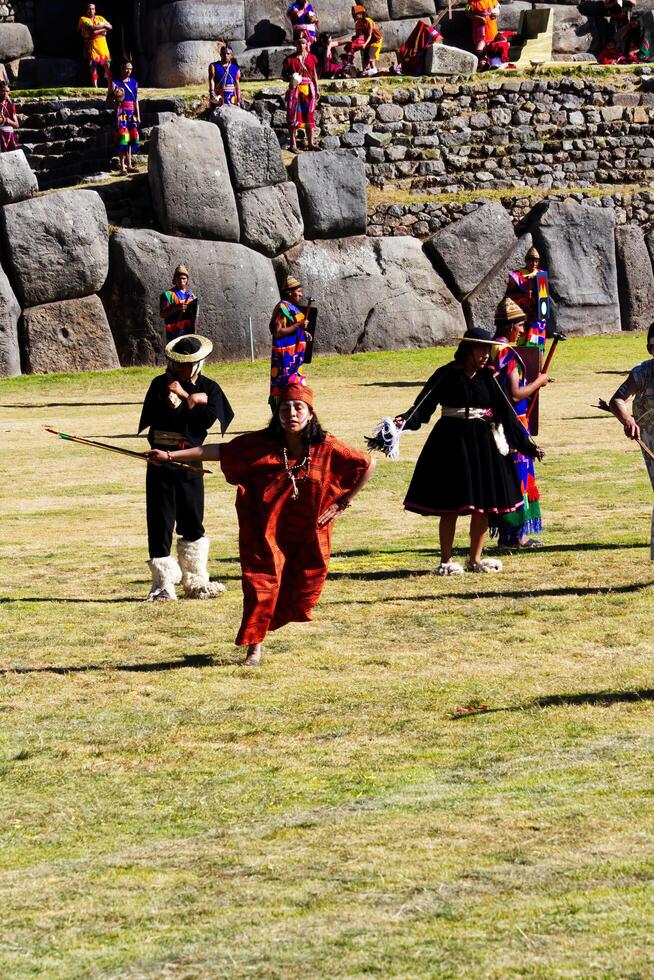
[45,427,212,474]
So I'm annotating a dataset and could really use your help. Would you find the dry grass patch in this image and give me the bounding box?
[1,337,654,976]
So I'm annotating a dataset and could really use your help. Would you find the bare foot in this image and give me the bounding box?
[243,643,262,667]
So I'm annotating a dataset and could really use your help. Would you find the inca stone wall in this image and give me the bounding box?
[251,75,654,193]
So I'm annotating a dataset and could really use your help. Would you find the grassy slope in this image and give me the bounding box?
[1,336,654,977]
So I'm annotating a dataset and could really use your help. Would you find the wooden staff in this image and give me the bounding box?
[595,400,654,463]
[45,427,212,474]
[525,331,566,422]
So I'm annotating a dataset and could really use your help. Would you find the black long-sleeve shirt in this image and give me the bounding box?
[138,373,234,449]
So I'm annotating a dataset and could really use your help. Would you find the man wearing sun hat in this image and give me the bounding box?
[138,334,234,601]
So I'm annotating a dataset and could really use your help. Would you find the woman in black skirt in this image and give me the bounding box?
[394,328,543,575]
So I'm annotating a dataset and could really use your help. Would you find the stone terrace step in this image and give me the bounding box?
[14,95,182,191]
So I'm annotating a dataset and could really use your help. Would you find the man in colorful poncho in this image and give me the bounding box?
[506,245,548,350]
[269,276,311,408]
[159,265,197,344]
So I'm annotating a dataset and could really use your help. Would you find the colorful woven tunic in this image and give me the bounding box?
[113,78,139,153]
[220,430,370,645]
[507,266,546,349]
[0,96,17,153]
[490,342,542,544]
[269,300,308,397]
[287,2,318,43]
[160,288,196,342]
[209,61,240,105]
[282,53,318,129]
[78,15,111,64]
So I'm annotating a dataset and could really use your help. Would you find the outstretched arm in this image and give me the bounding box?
[148,444,222,463]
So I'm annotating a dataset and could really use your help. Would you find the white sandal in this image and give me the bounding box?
[436,561,465,576]
[466,558,503,573]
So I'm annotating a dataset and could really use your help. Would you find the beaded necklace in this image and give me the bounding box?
[282,446,311,500]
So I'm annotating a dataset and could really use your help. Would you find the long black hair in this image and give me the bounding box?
[268,408,328,447]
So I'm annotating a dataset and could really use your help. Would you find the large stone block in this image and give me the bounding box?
[150,40,231,85]
[290,149,367,239]
[424,202,516,301]
[0,150,38,206]
[424,41,478,74]
[214,105,286,190]
[464,233,533,331]
[245,0,290,46]
[0,189,109,307]
[616,225,654,332]
[0,23,33,61]
[317,0,389,32]
[377,18,422,51]
[277,236,465,353]
[236,45,296,79]
[535,3,598,53]
[238,181,304,256]
[530,200,620,335]
[152,1,245,43]
[103,229,279,365]
[19,295,120,375]
[389,0,436,16]
[0,263,20,377]
[148,116,239,241]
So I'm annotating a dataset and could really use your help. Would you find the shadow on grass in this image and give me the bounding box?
[0,402,143,408]
[449,688,654,720]
[360,381,425,388]
[0,654,236,675]
[325,579,654,598]
[330,542,645,564]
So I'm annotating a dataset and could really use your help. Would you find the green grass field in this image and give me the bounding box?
[2,335,654,977]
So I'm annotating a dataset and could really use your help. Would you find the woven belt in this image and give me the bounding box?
[441,407,491,420]
[152,430,186,448]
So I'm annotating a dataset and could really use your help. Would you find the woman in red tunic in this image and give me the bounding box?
[148,385,375,665]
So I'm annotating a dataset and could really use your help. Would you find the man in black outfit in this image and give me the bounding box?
[138,334,234,601]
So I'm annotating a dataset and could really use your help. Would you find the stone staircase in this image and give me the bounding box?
[16,95,184,191]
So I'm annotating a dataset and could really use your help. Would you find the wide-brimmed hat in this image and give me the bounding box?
[279,382,314,408]
[495,297,527,325]
[165,335,213,364]
[457,327,499,346]
[283,275,302,292]
[173,264,189,278]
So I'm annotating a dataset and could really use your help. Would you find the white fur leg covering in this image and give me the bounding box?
[177,536,226,599]
[147,555,182,600]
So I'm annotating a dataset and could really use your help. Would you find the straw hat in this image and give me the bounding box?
[494,297,526,326]
[174,264,189,278]
[283,275,302,292]
[165,334,213,364]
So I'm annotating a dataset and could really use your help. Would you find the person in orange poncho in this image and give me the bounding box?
[148,384,375,666]
[466,0,499,53]
[77,2,113,88]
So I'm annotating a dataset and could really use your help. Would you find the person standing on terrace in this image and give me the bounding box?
[287,0,319,47]
[78,3,113,89]
[0,80,18,153]
[209,44,241,107]
[282,34,320,153]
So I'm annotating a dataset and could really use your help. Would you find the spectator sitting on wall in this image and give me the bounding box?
[341,6,383,76]
[466,0,500,56]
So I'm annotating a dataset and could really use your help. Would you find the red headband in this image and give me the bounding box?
[279,383,314,408]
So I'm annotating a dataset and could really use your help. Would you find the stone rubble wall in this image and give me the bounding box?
[369,189,654,239]
[251,75,654,193]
